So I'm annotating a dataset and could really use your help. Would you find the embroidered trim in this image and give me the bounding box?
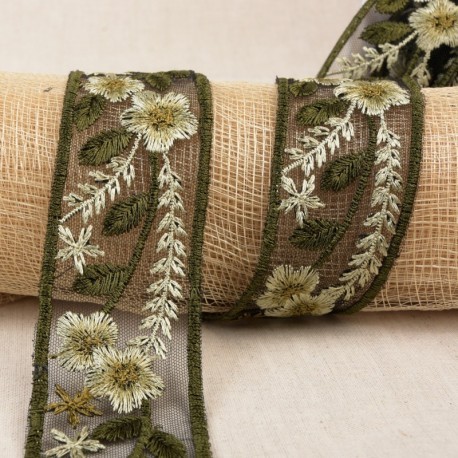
[318,0,458,87]
[25,70,213,457]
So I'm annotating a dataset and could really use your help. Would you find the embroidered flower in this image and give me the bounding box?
[279,175,325,227]
[409,0,458,52]
[257,265,336,317]
[120,91,198,153]
[44,426,105,457]
[84,74,144,103]
[85,346,164,414]
[334,80,410,116]
[45,384,102,428]
[56,311,118,372]
[56,225,104,274]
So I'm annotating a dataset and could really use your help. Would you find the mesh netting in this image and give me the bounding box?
[0,72,457,312]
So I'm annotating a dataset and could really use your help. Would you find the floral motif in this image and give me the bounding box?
[409,0,458,52]
[256,265,336,317]
[84,74,144,103]
[56,225,104,274]
[85,346,164,414]
[45,384,102,428]
[56,311,118,372]
[44,426,105,457]
[334,80,410,116]
[279,175,325,227]
[121,91,198,153]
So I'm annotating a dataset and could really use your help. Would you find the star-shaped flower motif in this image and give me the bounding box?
[44,426,105,457]
[279,175,325,227]
[45,384,102,428]
[56,225,104,274]
[84,73,144,102]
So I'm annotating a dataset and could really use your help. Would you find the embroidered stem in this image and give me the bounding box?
[127,401,152,458]
[342,75,424,313]
[282,101,356,176]
[129,152,187,358]
[313,118,377,269]
[329,32,418,78]
[187,72,213,457]
[102,151,159,314]
[60,134,141,224]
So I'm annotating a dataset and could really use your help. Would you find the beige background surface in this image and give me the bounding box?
[1,0,458,457]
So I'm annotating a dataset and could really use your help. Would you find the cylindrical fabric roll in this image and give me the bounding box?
[0,72,457,312]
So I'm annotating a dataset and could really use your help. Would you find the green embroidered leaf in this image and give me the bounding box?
[144,72,173,91]
[289,81,318,97]
[73,94,106,131]
[102,192,149,236]
[375,0,409,14]
[146,427,186,458]
[72,264,129,296]
[79,128,132,166]
[321,150,368,192]
[289,219,342,251]
[167,70,192,79]
[296,99,347,126]
[91,416,142,442]
[361,21,413,45]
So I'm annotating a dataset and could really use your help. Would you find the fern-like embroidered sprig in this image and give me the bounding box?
[60,134,140,225]
[323,111,404,301]
[334,32,418,79]
[128,152,187,359]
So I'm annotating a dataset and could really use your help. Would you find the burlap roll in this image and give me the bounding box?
[0,72,457,312]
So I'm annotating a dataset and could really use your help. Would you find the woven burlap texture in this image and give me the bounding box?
[0,72,456,312]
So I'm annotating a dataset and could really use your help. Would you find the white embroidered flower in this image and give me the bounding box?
[56,311,118,372]
[120,91,198,153]
[56,225,104,274]
[257,265,336,317]
[334,80,410,116]
[85,346,164,413]
[409,0,458,51]
[84,74,144,102]
[279,175,325,227]
[265,291,336,317]
[44,426,105,458]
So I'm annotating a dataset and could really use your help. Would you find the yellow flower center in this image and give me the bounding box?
[112,361,140,388]
[146,106,176,129]
[103,79,126,93]
[358,83,385,99]
[79,335,104,355]
[433,12,456,31]
[278,283,308,301]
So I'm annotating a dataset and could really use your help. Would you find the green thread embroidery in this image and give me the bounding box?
[146,427,187,458]
[25,70,83,458]
[341,75,424,313]
[72,264,130,296]
[375,0,409,14]
[360,21,413,45]
[91,415,142,442]
[73,94,106,131]
[289,80,319,97]
[78,128,133,166]
[296,98,347,126]
[102,192,149,236]
[313,119,377,269]
[319,0,458,87]
[289,219,344,251]
[187,72,213,457]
